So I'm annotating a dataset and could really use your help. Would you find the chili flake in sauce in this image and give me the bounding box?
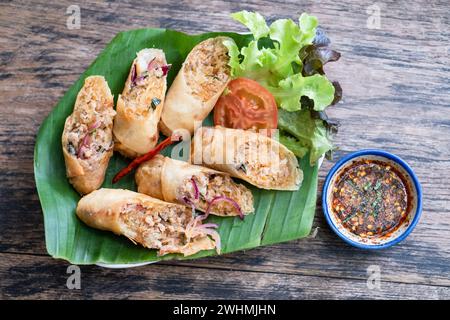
[331,159,410,238]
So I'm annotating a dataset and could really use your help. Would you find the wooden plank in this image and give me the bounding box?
[1,197,449,287]
[1,252,449,299]
[0,0,449,298]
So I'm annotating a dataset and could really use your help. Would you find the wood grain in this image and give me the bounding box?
[0,0,449,299]
[1,252,448,299]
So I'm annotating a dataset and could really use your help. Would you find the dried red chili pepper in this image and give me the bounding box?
[112,134,182,183]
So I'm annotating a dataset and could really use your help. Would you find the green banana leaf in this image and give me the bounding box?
[34,28,319,265]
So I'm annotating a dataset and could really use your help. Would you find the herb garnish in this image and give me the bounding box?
[374,180,382,190]
[237,163,247,174]
[67,142,76,155]
[343,210,358,223]
[149,97,161,110]
[370,190,383,218]
[363,181,372,191]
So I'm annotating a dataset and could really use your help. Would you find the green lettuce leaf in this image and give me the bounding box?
[226,11,333,112]
[298,13,319,43]
[278,109,333,165]
[231,11,269,40]
[270,73,335,111]
[268,19,303,78]
[279,134,309,158]
[227,11,340,164]
[223,38,241,77]
[224,39,276,84]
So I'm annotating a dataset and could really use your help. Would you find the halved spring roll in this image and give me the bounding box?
[62,75,115,195]
[113,48,169,158]
[191,126,303,191]
[160,37,233,136]
[135,155,254,218]
[76,188,220,256]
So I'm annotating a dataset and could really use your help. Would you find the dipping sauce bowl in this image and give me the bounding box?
[322,150,422,249]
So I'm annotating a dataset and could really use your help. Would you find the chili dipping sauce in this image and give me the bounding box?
[331,159,411,238]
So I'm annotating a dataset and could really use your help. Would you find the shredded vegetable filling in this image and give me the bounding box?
[65,84,114,162]
[235,138,290,188]
[119,203,187,249]
[178,173,253,216]
[122,54,167,117]
[119,202,219,254]
[184,37,230,102]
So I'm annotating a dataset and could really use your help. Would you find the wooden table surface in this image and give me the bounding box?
[1,0,449,300]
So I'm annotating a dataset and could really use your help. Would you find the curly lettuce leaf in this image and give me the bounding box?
[270,73,335,111]
[268,19,304,78]
[279,134,309,159]
[226,11,333,112]
[227,11,340,163]
[299,13,319,41]
[278,109,333,165]
[224,44,277,85]
[223,38,241,77]
[231,11,269,40]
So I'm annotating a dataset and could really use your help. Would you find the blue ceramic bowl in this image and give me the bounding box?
[322,150,422,249]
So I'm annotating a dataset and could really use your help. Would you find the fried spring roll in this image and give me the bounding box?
[191,126,303,191]
[113,48,168,158]
[135,155,254,217]
[76,188,220,256]
[160,37,232,136]
[61,75,115,195]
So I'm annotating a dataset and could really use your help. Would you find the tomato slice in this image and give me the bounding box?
[214,78,278,134]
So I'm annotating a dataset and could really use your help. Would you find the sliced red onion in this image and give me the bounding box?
[190,177,199,200]
[82,134,90,147]
[77,122,100,158]
[200,223,218,229]
[185,214,205,241]
[77,145,87,159]
[88,120,101,132]
[181,197,197,219]
[135,75,147,86]
[197,212,209,221]
[185,214,221,254]
[193,215,206,227]
[130,64,137,85]
[77,133,91,158]
[147,57,157,71]
[206,196,244,220]
[199,227,221,254]
[161,64,171,76]
[184,217,195,240]
[182,196,192,205]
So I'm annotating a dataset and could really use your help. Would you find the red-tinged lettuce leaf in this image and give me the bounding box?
[302,45,341,76]
[301,27,343,105]
[331,81,342,106]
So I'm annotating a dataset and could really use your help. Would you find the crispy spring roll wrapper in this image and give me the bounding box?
[160,37,232,136]
[191,126,303,191]
[61,75,115,195]
[135,155,254,217]
[76,188,220,256]
[113,48,168,158]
